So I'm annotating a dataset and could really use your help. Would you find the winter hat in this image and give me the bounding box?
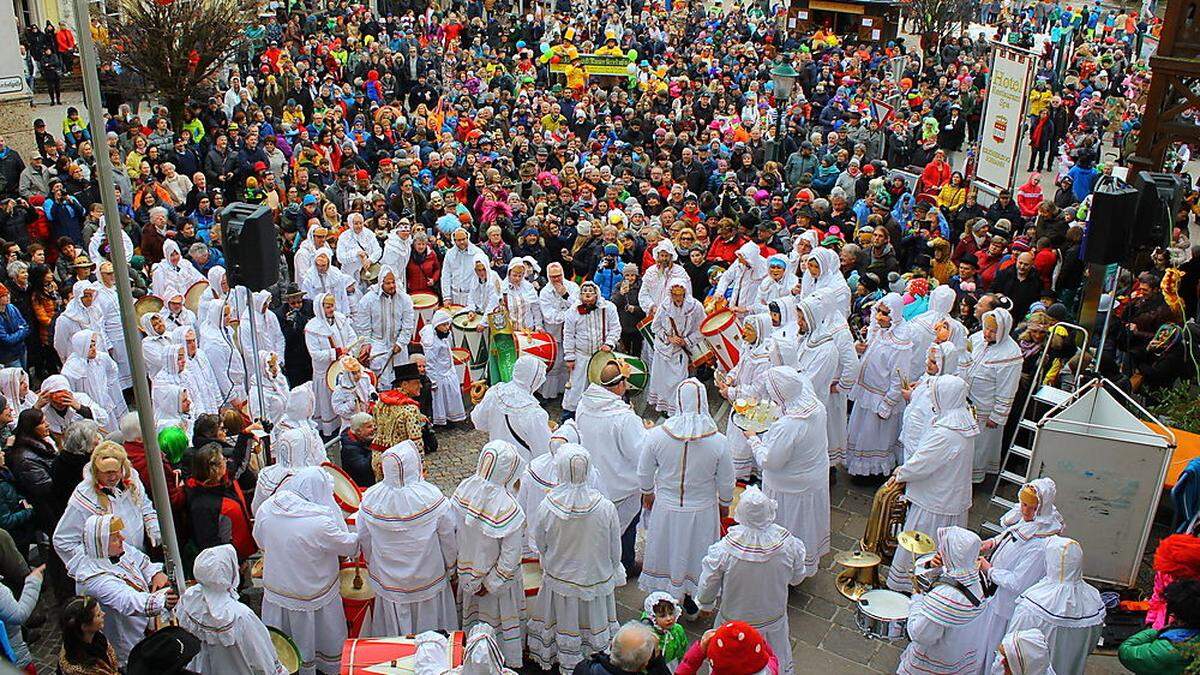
[706,621,770,675]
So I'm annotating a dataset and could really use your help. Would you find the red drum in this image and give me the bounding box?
[700,309,743,372]
[521,557,543,598]
[340,562,374,639]
[451,347,473,393]
[341,631,466,674]
[636,315,655,347]
[514,331,558,369]
[410,291,440,344]
[323,462,362,514]
[688,337,715,368]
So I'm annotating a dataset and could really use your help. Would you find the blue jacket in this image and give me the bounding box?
[0,305,28,363]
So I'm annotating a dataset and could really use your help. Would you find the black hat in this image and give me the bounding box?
[282,282,304,299]
[127,627,201,675]
[395,362,421,383]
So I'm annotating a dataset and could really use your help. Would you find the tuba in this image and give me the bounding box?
[836,479,909,600]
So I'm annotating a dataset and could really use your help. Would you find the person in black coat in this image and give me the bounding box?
[338,418,376,488]
[275,285,314,386]
[991,251,1044,320]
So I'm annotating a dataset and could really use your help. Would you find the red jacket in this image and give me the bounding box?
[123,440,185,509]
[707,235,748,265]
[406,249,441,296]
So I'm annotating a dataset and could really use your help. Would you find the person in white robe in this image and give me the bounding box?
[846,292,913,477]
[645,281,705,416]
[960,307,1022,482]
[87,219,133,266]
[1005,537,1103,675]
[887,374,979,593]
[640,378,733,601]
[354,266,416,389]
[802,247,852,312]
[293,225,330,285]
[991,629,1057,675]
[140,313,175,376]
[237,289,285,369]
[0,367,36,421]
[152,382,194,437]
[899,342,961,464]
[305,293,359,435]
[171,326,222,416]
[794,294,839,427]
[254,467,359,675]
[500,259,542,331]
[561,282,621,412]
[253,383,328,514]
[472,354,551,460]
[977,478,1065,671]
[336,213,382,288]
[196,300,247,405]
[247,350,289,421]
[54,441,161,577]
[743,366,829,575]
[199,265,228,324]
[331,356,377,431]
[824,294,860,468]
[150,239,204,299]
[466,256,503,317]
[379,221,413,292]
[178,544,287,675]
[420,309,467,426]
[301,247,355,315]
[450,440,528,666]
[358,441,459,636]
[696,487,810,675]
[538,263,580,398]
[93,263,132,388]
[765,295,798,344]
[54,281,106,362]
[37,375,107,436]
[754,255,795,313]
[415,624,519,675]
[905,284,968,379]
[576,361,649,574]
[441,228,487,306]
[715,242,767,316]
[790,230,821,285]
[528,445,625,673]
[159,288,197,332]
[59,329,127,429]
[898,526,990,674]
[638,240,691,369]
[718,313,774,478]
[71,514,175,664]
[518,420,604,557]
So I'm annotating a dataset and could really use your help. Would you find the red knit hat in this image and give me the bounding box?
[706,622,770,675]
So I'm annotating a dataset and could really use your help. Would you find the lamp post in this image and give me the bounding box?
[771,61,798,163]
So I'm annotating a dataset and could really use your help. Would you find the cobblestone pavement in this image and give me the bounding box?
[23,392,1129,674]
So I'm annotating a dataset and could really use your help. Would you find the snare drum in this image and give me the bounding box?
[521,558,543,598]
[323,462,362,514]
[340,562,375,639]
[269,627,303,674]
[514,330,558,369]
[700,308,743,371]
[411,292,440,344]
[341,632,466,674]
[855,589,911,640]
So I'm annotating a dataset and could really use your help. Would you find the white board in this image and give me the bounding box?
[977,44,1036,191]
[1028,386,1171,587]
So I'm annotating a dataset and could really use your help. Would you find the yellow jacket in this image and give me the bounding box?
[1028,89,1051,117]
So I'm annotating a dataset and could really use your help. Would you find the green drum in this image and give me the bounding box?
[586,351,648,394]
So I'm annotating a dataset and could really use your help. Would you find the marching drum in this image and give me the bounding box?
[521,558,543,598]
[451,347,472,393]
[586,351,649,393]
[340,562,375,639]
[269,627,303,674]
[514,330,558,370]
[451,309,489,383]
[411,292,440,344]
[855,589,911,640]
[636,315,655,347]
[699,308,743,372]
[341,632,465,674]
[323,463,363,515]
[184,280,211,312]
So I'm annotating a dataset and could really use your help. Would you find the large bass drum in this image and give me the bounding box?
[699,308,743,372]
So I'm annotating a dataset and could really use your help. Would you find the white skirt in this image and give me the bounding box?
[728,432,758,480]
[845,402,903,476]
[827,391,849,466]
[768,483,829,577]
[368,584,459,637]
[639,504,720,598]
[539,323,569,399]
[262,596,347,675]
[313,375,339,436]
[527,590,620,673]
[885,504,967,593]
[974,423,1003,482]
[461,579,526,667]
[646,349,687,415]
[429,371,467,425]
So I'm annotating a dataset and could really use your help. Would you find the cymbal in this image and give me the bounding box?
[834,550,882,568]
[898,530,937,555]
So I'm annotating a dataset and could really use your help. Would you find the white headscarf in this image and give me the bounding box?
[1000,477,1065,540]
[662,377,718,440]
[178,544,242,646]
[994,629,1056,675]
[929,375,979,437]
[868,292,908,343]
[966,307,1020,382]
[797,294,834,348]
[549,419,580,449]
[735,241,767,280]
[652,239,677,262]
[928,341,960,376]
[273,383,324,465]
[489,355,546,413]
[359,441,447,533]
[542,444,604,520]
[451,440,526,538]
[807,247,844,296]
[206,266,227,298]
[459,624,513,675]
[273,466,345,528]
[61,280,102,326]
[1016,536,1105,629]
[763,366,822,419]
[725,486,792,563]
[0,368,33,419]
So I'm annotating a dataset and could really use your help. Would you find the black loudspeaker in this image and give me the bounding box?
[1132,171,1185,255]
[1083,183,1138,265]
[220,202,279,291]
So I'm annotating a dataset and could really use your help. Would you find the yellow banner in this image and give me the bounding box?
[549,54,631,76]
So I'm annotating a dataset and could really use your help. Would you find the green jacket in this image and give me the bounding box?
[639,613,688,664]
[1119,627,1196,675]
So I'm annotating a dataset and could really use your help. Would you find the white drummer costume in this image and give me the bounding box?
[500,259,542,331]
[846,292,913,477]
[304,292,359,435]
[899,343,961,464]
[561,281,620,412]
[638,241,691,367]
[714,242,767,313]
[576,375,649,548]
[696,487,809,675]
[354,265,416,389]
[527,445,624,674]
[537,263,580,398]
[254,467,359,675]
[905,284,967,379]
[420,309,467,426]
[639,378,733,600]
[59,329,126,430]
[441,231,486,306]
[253,383,327,514]
[960,307,1021,482]
[887,375,978,593]
[646,281,705,415]
[301,247,354,315]
[358,441,459,636]
[471,354,551,460]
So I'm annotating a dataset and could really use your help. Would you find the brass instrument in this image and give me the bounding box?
[834,550,882,600]
[836,479,909,600]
